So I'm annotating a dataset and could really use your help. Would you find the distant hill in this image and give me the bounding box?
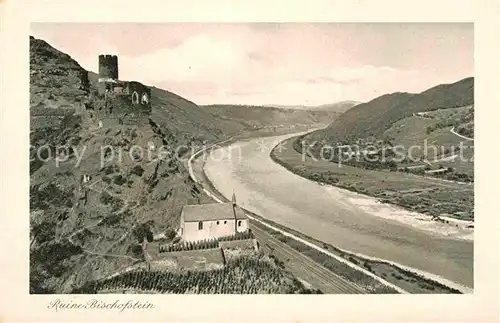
[269,101,360,113]
[200,102,356,129]
[305,101,361,112]
[307,78,474,143]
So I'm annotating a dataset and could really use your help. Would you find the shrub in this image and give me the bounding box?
[31,221,56,244]
[165,228,177,240]
[100,191,113,205]
[130,165,144,177]
[30,183,73,210]
[113,175,127,186]
[348,256,359,265]
[102,165,118,175]
[99,213,121,226]
[133,222,154,243]
[128,244,144,259]
[159,238,220,253]
[31,241,83,279]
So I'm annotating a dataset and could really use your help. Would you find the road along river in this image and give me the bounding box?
[204,133,473,290]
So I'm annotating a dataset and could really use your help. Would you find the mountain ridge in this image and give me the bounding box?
[307,77,474,143]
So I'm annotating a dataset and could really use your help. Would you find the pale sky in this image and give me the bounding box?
[31,23,473,106]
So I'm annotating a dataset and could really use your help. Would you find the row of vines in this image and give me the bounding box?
[73,255,320,294]
[218,230,254,241]
[158,239,219,253]
[158,230,255,253]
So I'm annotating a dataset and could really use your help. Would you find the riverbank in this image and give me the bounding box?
[203,133,473,289]
[270,136,474,238]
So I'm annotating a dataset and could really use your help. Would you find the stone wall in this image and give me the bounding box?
[92,91,150,123]
[148,248,225,271]
[127,81,151,108]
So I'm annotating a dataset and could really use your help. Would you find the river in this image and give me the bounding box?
[204,133,473,290]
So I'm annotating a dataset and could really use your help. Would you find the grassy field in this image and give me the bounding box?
[271,137,473,221]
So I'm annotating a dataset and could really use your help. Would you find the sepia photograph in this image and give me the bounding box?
[27,22,475,296]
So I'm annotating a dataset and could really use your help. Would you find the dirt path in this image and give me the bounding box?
[450,127,474,141]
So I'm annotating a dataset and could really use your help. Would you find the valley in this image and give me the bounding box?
[29,36,342,294]
[29,34,474,295]
[204,134,473,290]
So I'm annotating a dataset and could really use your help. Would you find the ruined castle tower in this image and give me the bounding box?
[94,53,151,124]
[98,54,118,82]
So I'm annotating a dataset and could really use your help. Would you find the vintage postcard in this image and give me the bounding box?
[1,0,499,322]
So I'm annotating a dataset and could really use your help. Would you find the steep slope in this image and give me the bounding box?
[30,36,90,130]
[150,88,244,144]
[308,77,474,143]
[29,37,216,293]
[30,36,323,295]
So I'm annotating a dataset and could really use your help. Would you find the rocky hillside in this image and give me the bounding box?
[87,71,245,145]
[29,37,225,294]
[29,36,358,294]
[30,36,90,130]
[307,77,474,143]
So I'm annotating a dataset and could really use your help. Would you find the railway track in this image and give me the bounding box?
[251,224,364,294]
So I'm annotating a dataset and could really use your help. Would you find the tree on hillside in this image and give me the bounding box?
[133,222,154,243]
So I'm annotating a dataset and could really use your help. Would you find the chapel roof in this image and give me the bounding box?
[182,203,247,222]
